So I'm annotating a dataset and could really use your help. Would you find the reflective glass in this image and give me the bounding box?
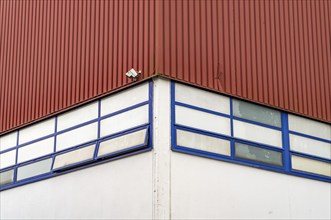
[101,82,149,116]
[235,142,283,166]
[177,129,231,156]
[53,144,96,169]
[17,158,53,181]
[290,134,331,160]
[98,129,147,157]
[56,123,98,151]
[233,99,281,127]
[57,101,98,131]
[19,118,55,144]
[176,106,231,136]
[100,105,149,137]
[0,169,14,186]
[18,137,54,163]
[289,114,331,141]
[233,120,282,148]
[175,83,230,114]
[0,150,16,169]
[0,131,17,152]
[292,155,331,177]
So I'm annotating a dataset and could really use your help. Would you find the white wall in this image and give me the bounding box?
[1,78,330,220]
[171,152,331,220]
[0,152,153,220]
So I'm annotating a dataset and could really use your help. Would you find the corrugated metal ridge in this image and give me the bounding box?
[155,0,331,123]
[1,0,330,133]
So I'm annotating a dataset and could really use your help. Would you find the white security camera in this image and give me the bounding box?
[125,68,141,81]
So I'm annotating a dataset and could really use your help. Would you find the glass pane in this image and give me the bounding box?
[57,101,98,131]
[290,134,331,160]
[233,99,281,127]
[17,158,53,181]
[98,129,147,157]
[175,83,230,114]
[292,155,331,177]
[0,169,14,186]
[53,144,96,170]
[176,106,231,136]
[19,118,55,144]
[177,130,231,156]
[235,142,283,166]
[0,150,16,169]
[18,137,54,163]
[101,82,149,116]
[56,122,98,151]
[0,131,17,151]
[233,120,282,148]
[289,114,331,141]
[100,105,149,137]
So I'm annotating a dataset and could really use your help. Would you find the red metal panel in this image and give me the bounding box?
[1,0,330,133]
[156,0,331,123]
[0,0,156,133]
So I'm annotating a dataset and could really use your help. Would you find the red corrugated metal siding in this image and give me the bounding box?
[0,0,155,132]
[0,0,330,133]
[156,0,331,123]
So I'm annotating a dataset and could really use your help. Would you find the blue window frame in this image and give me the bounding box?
[0,81,153,191]
[171,81,331,183]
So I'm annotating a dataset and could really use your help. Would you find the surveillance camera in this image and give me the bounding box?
[125,68,141,81]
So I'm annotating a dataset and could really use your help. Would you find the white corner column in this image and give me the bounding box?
[152,77,172,219]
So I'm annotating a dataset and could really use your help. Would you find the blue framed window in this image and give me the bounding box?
[171,81,331,183]
[0,81,153,191]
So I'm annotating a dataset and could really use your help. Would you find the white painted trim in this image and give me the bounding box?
[152,78,171,219]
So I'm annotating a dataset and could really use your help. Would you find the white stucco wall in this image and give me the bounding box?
[171,152,331,219]
[0,152,153,219]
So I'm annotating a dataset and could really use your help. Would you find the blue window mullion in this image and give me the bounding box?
[230,97,235,159]
[1,81,154,191]
[148,80,154,150]
[281,113,291,172]
[171,81,330,183]
[51,116,58,170]
[93,100,102,159]
[13,130,20,183]
[171,82,177,150]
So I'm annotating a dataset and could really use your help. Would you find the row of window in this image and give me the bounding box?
[0,82,152,190]
[172,82,331,182]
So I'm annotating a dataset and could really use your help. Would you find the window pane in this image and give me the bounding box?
[290,134,331,160]
[100,105,149,137]
[98,129,147,157]
[233,99,281,127]
[56,122,98,151]
[176,106,231,136]
[0,169,14,186]
[0,150,16,169]
[235,142,283,166]
[292,155,331,177]
[0,131,17,151]
[176,130,231,156]
[53,144,96,170]
[288,114,331,141]
[19,118,55,144]
[18,137,54,163]
[101,82,149,116]
[175,83,230,114]
[17,158,53,181]
[233,120,282,148]
[57,101,98,131]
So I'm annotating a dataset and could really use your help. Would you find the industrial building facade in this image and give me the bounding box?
[0,1,330,219]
